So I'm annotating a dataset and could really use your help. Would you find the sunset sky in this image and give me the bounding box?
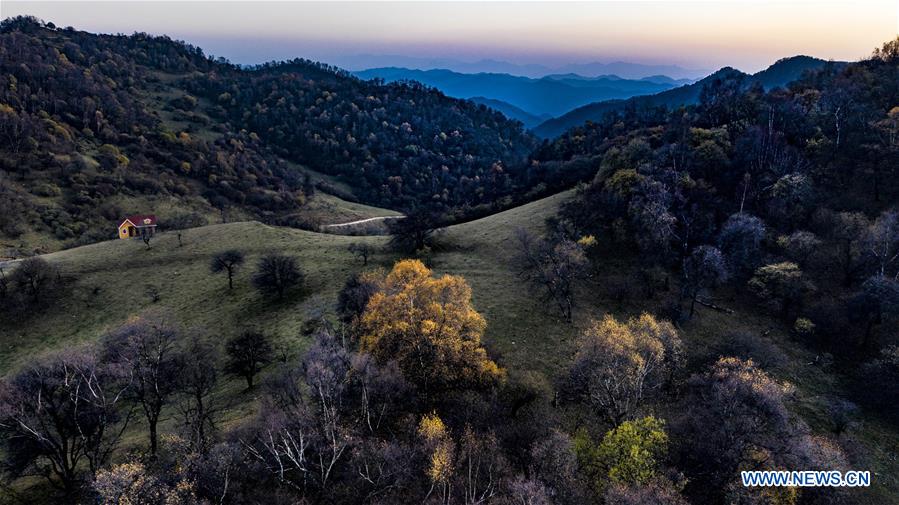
[4,1,897,75]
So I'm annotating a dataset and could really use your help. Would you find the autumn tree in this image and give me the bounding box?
[210,249,245,289]
[101,312,182,456]
[777,230,823,270]
[252,253,302,299]
[224,330,274,389]
[748,262,814,319]
[681,245,728,318]
[417,412,455,502]
[568,313,683,423]
[357,259,503,394]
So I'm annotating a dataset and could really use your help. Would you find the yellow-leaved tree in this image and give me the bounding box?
[358,259,504,393]
[570,313,683,423]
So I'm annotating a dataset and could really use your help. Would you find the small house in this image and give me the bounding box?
[118,214,157,240]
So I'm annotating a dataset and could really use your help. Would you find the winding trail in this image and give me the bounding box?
[321,215,404,229]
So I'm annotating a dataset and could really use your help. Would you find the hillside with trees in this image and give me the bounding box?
[533,55,838,138]
[0,17,536,255]
[1,14,899,505]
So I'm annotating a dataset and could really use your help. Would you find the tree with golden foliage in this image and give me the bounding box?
[568,313,683,423]
[358,259,503,393]
[417,412,455,502]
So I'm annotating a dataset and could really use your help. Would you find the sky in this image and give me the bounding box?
[3,1,898,76]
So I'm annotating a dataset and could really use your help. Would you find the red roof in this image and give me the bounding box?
[120,214,157,227]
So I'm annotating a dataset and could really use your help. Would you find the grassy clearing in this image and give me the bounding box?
[0,223,389,374]
[1,190,896,503]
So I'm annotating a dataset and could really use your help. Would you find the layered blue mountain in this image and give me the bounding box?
[533,56,838,138]
[344,56,707,80]
[468,97,553,129]
[352,67,686,118]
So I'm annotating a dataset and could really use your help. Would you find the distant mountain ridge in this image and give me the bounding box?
[353,67,685,118]
[468,97,552,128]
[533,55,840,138]
[340,55,709,79]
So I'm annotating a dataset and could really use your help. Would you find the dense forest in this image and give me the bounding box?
[1,14,899,505]
[0,17,536,253]
[184,62,537,210]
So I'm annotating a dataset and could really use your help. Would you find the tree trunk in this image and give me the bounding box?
[149,419,158,455]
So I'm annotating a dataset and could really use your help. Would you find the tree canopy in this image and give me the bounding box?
[358,259,504,393]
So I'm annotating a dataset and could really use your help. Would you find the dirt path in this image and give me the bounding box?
[321,215,404,229]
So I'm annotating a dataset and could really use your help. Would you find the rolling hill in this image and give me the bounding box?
[533,55,839,138]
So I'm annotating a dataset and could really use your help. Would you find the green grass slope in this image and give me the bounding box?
[1,190,896,502]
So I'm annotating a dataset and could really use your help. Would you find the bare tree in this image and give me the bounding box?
[673,358,801,502]
[0,265,7,302]
[140,228,152,249]
[242,331,354,493]
[347,242,374,266]
[241,330,409,497]
[224,330,274,390]
[387,208,439,253]
[681,246,728,318]
[337,270,384,324]
[210,250,245,289]
[0,349,132,496]
[516,228,588,322]
[349,353,408,435]
[815,209,869,286]
[10,256,58,304]
[101,312,182,456]
[866,209,899,278]
[177,334,220,452]
[252,254,303,300]
[717,213,765,280]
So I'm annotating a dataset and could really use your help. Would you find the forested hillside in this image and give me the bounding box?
[533,56,837,138]
[0,17,536,255]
